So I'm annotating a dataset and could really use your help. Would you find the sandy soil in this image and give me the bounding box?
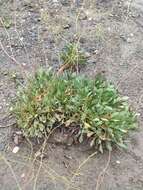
[0,0,143,189]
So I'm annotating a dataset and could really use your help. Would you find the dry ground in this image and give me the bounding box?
[0,0,143,189]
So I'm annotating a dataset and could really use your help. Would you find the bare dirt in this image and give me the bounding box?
[0,0,143,189]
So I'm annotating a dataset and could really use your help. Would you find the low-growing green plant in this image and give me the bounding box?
[58,43,86,74]
[2,16,12,29]
[13,69,137,152]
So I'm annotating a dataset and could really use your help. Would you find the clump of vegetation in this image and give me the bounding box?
[13,69,137,152]
[58,43,86,74]
[2,16,12,29]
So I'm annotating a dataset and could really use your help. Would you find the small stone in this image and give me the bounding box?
[85,52,91,58]
[21,173,25,178]
[116,160,120,164]
[85,10,90,16]
[67,137,74,146]
[63,24,71,29]
[130,33,134,37]
[22,63,26,66]
[15,131,22,135]
[93,49,99,54]
[120,35,126,41]
[37,17,41,22]
[12,146,20,153]
[126,38,132,43]
[107,27,111,32]
[9,107,13,111]
[3,71,8,75]
[109,13,114,17]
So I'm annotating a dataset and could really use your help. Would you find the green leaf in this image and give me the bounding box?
[117,142,127,149]
[84,122,91,129]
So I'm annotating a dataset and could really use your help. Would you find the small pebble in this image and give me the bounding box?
[85,52,91,58]
[94,49,99,54]
[22,63,26,66]
[15,131,22,135]
[9,107,13,111]
[21,173,25,178]
[116,160,120,164]
[126,38,133,43]
[63,24,71,29]
[107,27,111,32]
[67,137,74,146]
[130,33,134,37]
[12,146,20,154]
[109,13,114,17]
